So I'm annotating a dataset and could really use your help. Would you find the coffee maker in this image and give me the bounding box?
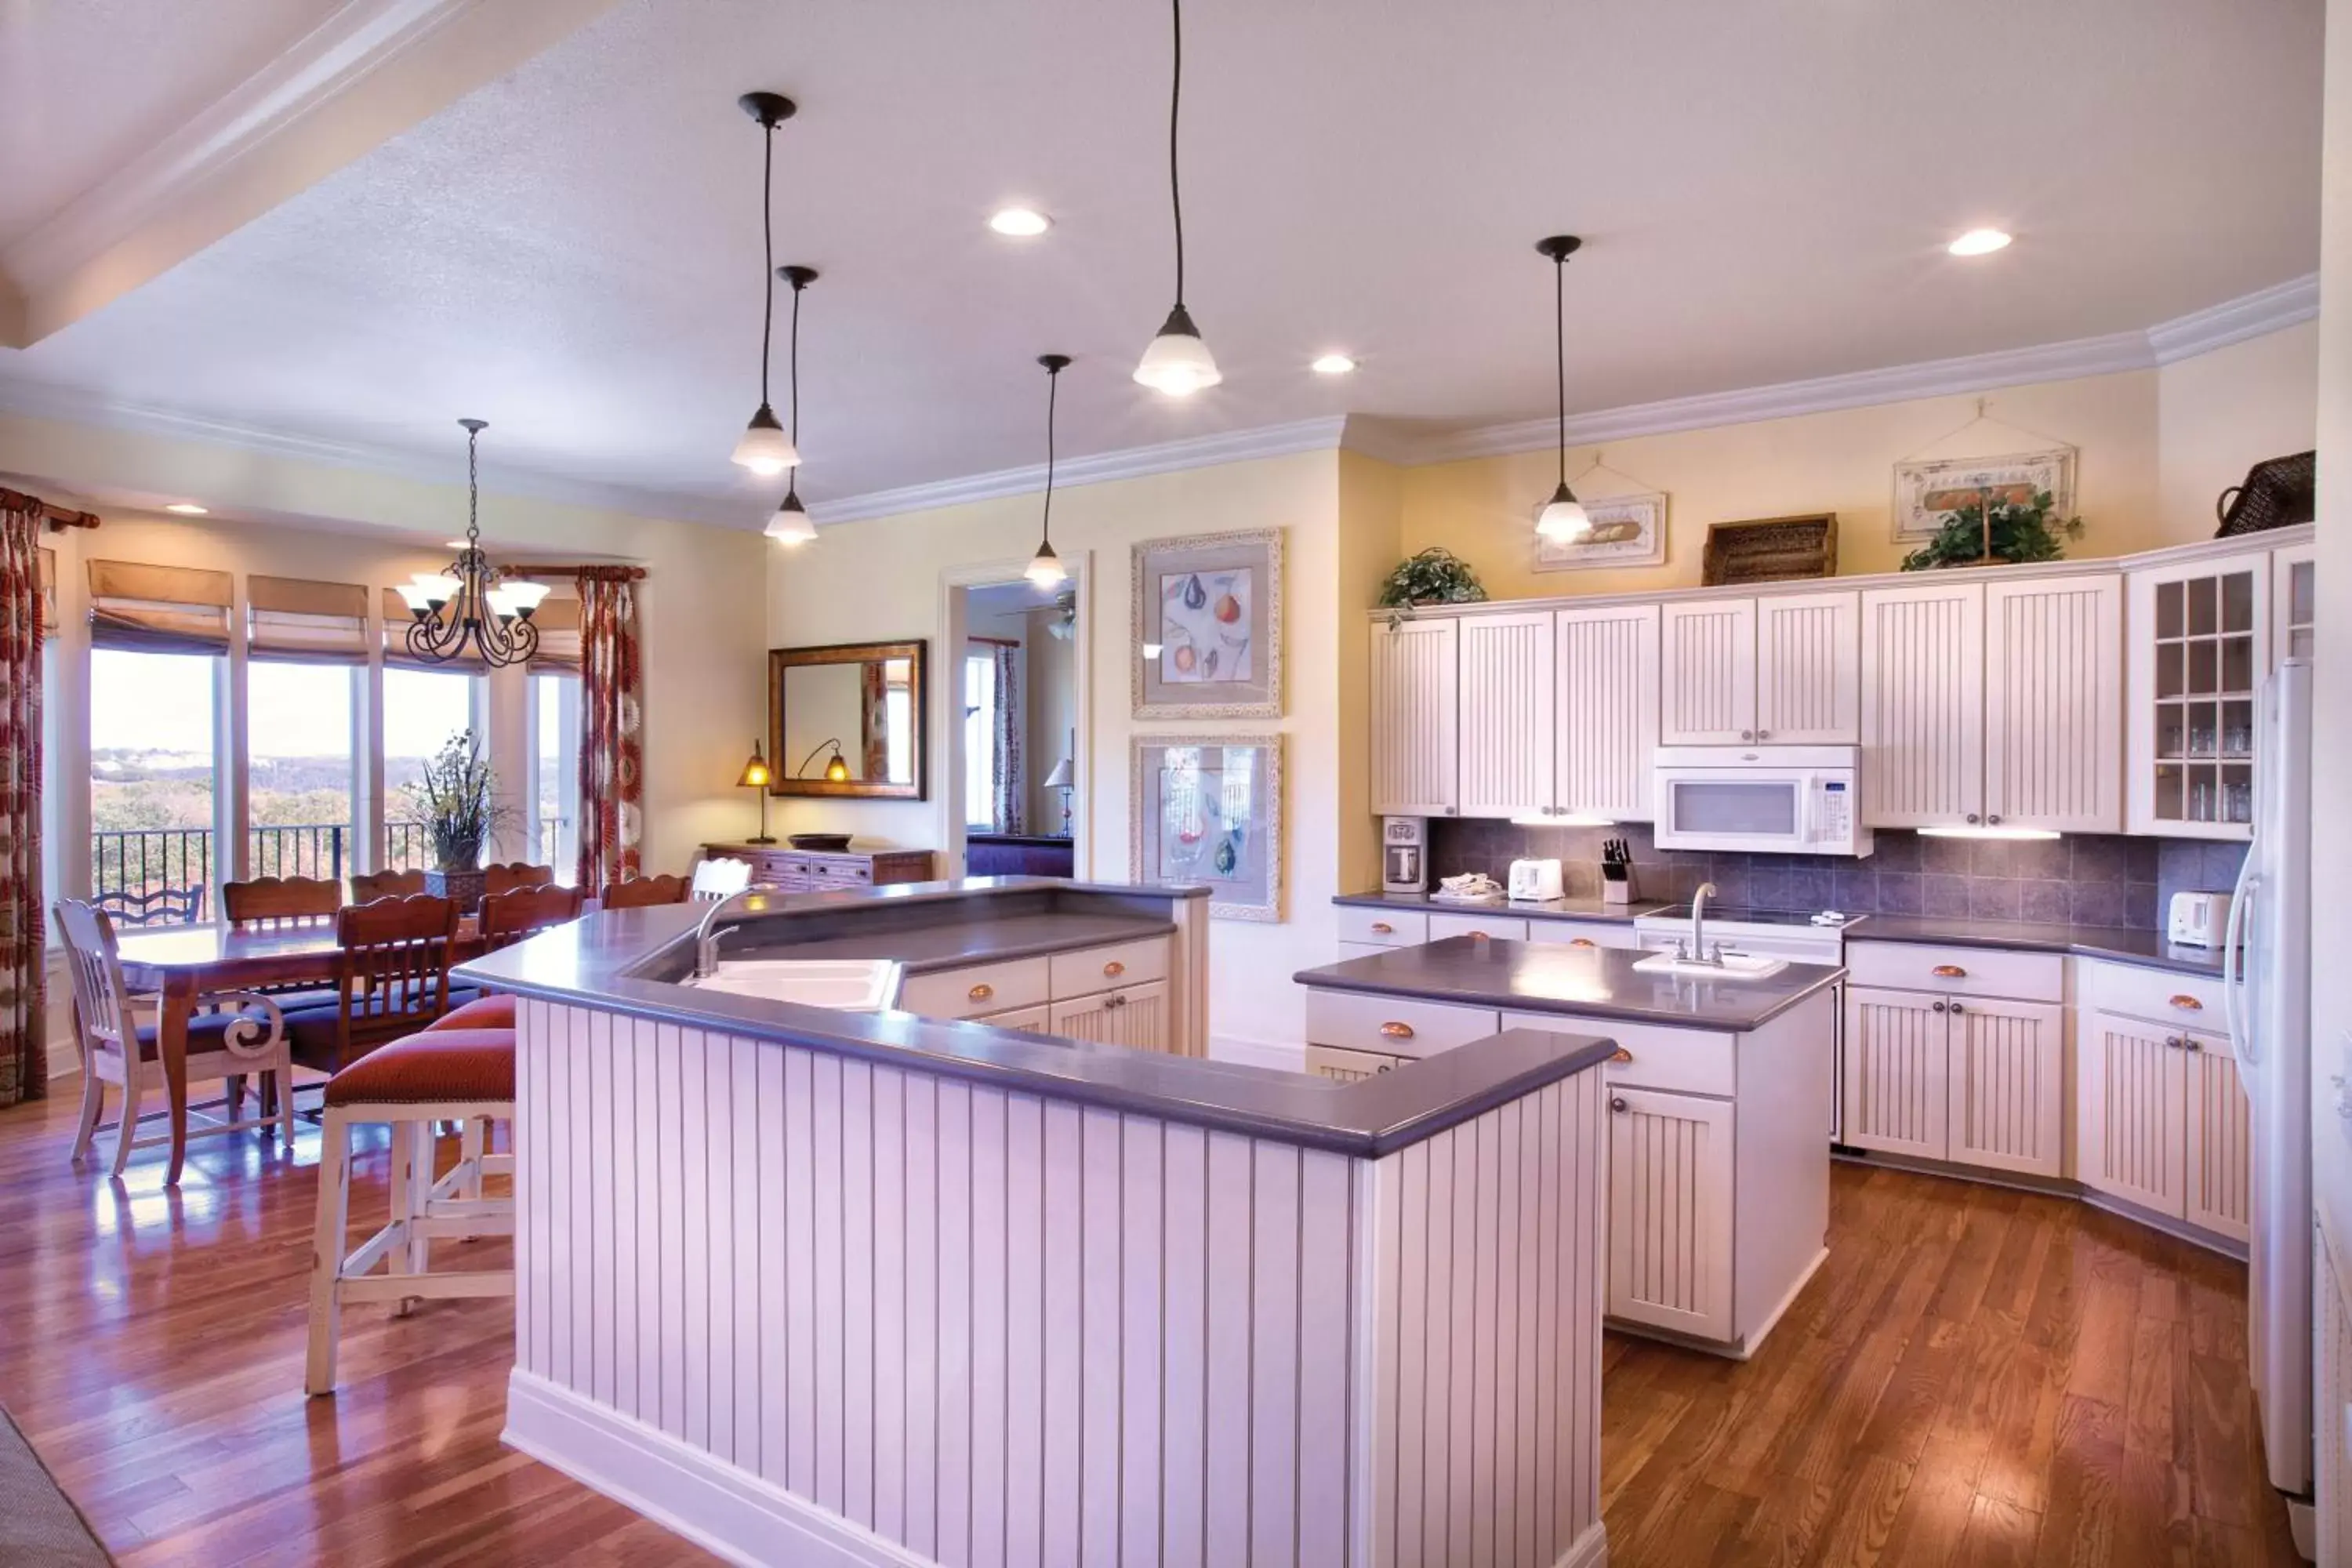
[1381,817,1428,895]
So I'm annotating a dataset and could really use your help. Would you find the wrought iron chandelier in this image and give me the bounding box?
[396,418,549,667]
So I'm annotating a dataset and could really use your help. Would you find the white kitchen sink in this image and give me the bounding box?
[684,958,898,1011]
[1631,951,1789,981]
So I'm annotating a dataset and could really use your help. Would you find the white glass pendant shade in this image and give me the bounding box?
[766,493,818,545]
[499,579,551,615]
[485,586,521,621]
[395,581,437,618]
[409,572,462,605]
[1025,541,1067,588]
[731,405,800,474]
[1535,482,1592,543]
[1133,305,1221,397]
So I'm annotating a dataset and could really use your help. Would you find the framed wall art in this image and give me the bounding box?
[1131,528,1283,718]
[1130,734,1283,922]
[1533,489,1668,572]
[1893,446,2076,541]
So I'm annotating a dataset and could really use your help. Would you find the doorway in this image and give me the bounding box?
[941,560,1088,879]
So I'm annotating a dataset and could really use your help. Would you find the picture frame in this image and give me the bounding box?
[1533,489,1668,571]
[1893,446,2076,541]
[1129,733,1284,923]
[1130,528,1283,718]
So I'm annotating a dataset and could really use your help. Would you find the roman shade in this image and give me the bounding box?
[525,593,582,673]
[247,575,368,664]
[37,546,56,638]
[382,588,488,672]
[87,560,231,654]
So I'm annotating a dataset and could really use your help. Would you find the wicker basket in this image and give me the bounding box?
[1701,514,1838,586]
[2216,451,2314,538]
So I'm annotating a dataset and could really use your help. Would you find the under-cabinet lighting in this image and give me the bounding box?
[1509,810,1619,829]
[1918,824,2061,841]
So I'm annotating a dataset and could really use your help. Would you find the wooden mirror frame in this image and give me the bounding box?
[767,640,928,800]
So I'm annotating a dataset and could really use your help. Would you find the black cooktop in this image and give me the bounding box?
[1639,904,1867,929]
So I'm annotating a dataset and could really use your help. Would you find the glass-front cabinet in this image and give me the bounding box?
[2126,546,2273,837]
[2276,541,2318,665]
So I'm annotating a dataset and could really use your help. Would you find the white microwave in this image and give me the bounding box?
[1651,745,1873,857]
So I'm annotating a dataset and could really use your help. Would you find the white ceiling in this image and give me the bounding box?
[0,0,2325,525]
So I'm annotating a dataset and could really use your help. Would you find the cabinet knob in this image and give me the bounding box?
[2184,1036,2203,1052]
[1987,815,2002,826]
[967,983,994,1002]
[1932,1000,1948,1014]
[1965,813,1981,825]
[1932,964,1967,978]
[2166,1036,2183,1050]
[1379,1022,1416,1040]
[1740,729,1755,742]
[1103,960,1126,978]
[1105,994,1127,1011]
[1949,1002,1965,1014]
[1610,1047,1634,1064]
[1570,938,1598,949]
[1610,1097,1628,1114]
[2169,994,2204,1011]
[1756,730,1771,741]
[1370,921,1395,935]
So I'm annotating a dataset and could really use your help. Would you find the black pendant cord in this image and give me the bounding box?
[1168,0,1185,309]
[1553,251,1566,488]
[784,270,802,503]
[1042,362,1061,549]
[466,421,481,543]
[759,120,776,408]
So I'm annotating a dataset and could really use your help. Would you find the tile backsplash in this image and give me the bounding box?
[1427,820,2245,931]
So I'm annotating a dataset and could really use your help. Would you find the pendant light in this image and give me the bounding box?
[1026,354,1072,588]
[397,419,548,668]
[1534,234,1592,543]
[1132,0,1220,397]
[765,264,820,545]
[731,91,801,475]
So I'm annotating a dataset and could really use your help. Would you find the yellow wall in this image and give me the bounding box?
[1396,324,2316,602]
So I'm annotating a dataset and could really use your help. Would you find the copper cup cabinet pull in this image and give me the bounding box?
[1370,921,1394,935]
[2170,994,2203,1011]
[1466,930,1489,940]
[1932,964,1967,978]
[1570,938,1598,949]
[967,983,994,1003]
[1103,960,1126,978]
[1610,1047,1633,1064]
[1379,1022,1416,1040]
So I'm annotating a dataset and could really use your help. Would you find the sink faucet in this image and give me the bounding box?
[692,885,771,979]
[1690,881,1721,967]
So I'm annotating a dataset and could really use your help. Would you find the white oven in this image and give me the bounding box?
[1650,744,1872,857]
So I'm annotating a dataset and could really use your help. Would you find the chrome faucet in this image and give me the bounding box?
[1689,881,1721,967]
[691,886,771,979]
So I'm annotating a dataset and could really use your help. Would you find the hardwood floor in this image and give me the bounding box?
[0,1080,2306,1566]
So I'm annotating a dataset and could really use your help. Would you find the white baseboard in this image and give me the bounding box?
[1208,1033,1305,1073]
[503,1370,929,1568]
[1558,1519,1610,1567]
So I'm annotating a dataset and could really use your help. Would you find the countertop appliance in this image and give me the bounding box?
[2228,658,2313,1531]
[1381,816,1428,895]
[1651,744,1872,858]
[2168,889,2234,947]
[1508,857,1564,902]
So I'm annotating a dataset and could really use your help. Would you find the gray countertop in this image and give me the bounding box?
[454,884,1617,1157]
[1334,890,1671,924]
[737,910,1176,972]
[1849,916,2232,978]
[1294,935,1846,1030]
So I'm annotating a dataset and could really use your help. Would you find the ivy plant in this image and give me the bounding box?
[1377,547,1490,608]
[1900,489,2085,572]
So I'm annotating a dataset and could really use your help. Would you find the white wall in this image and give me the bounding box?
[2157,322,2320,536]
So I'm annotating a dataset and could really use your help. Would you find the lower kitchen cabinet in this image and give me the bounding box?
[1049,980,1171,1050]
[1606,1086,1734,1342]
[1841,953,2063,1179]
[1842,987,1951,1162]
[2078,1007,2249,1244]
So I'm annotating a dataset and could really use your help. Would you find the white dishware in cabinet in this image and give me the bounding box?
[1860,581,1986,827]
[1606,1085,1734,1343]
[1753,591,1861,744]
[1981,574,2123,832]
[1555,603,1660,820]
[1047,979,1171,1051]
[2125,550,2269,839]
[1457,610,1555,818]
[1660,599,1757,744]
[1368,617,1458,818]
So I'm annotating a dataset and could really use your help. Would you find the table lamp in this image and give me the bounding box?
[1043,756,1074,836]
[736,739,775,844]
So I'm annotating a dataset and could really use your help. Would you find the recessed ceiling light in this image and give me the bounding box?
[1310,353,1357,376]
[1947,228,2013,257]
[989,207,1052,237]
[164,502,208,515]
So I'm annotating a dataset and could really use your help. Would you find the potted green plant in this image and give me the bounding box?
[408,729,514,911]
[1900,490,2085,571]
[1377,547,1489,610]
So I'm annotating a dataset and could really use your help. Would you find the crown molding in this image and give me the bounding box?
[2144,272,2318,364]
[805,416,1351,526]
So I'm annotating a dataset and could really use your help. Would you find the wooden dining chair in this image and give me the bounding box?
[282,895,461,1076]
[93,885,206,927]
[223,875,340,928]
[55,899,295,1175]
[349,868,427,903]
[478,884,585,950]
[481,862,557,899]
[600,873,690,909]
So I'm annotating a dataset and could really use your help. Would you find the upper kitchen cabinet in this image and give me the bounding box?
[1369,617,1458,817]
[1982,575,2123,832]
[2275,539,2317,666]
[1555,604,1661,821]
[1860,581,1985,826]
[1457,611,1555,818]
[2125,550,2269,839]
[1661,593,1857,746]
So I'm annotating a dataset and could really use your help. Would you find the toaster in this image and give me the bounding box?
[2167,890,2234,948]
[1508,858,1565,903]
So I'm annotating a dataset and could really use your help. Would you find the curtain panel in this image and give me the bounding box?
[0,499,47,1105]
[575,568,644,891]
[989,641,1024,834]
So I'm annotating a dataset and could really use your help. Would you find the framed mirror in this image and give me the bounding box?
[768,641,927,799]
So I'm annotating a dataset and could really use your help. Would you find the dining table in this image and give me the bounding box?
[112,920,481,1184]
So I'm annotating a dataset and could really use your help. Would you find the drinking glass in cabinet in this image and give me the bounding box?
[2224,772,2252,824]
[2223,703,2253,757]
[2157,707,2184,759]
[2190,775,2215,822]
[2189,715,2217,757]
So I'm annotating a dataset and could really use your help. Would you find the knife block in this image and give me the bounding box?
[1600,868,1635,905]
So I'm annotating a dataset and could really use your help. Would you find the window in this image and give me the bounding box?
[964,651,998,830]
[89,648,220,920]
[532,672,582,881]
[383,666,483,869]
[246,662,359,881]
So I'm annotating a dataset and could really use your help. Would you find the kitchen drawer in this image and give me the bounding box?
[1526,918,1642,952]
[1049,936,1169,998]
[897,956,1053,1021]
[1336,906,1429,946]
[1844,940,2063,1003]
[1429,911,1528,943]
[1303,1044,1406,1083]
[976,1004,1052,1033]
[2080,958,2224,1028]
[1501,1011,1737,1098]
[1304,989,1500,1061]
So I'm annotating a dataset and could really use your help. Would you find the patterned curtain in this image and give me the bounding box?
[575,568,644,891]
[0,497,46,1106]
[990,641,1024,833]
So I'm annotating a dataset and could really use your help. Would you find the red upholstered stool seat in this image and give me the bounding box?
[428,993,516,1033]
[321,1029,515,1108]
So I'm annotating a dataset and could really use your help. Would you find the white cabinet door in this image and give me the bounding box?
[2125,551,2269,840]
[1842,985,1949,1160]
[1456,611,1555,818]
[1753,590,1860,743]
[1947,997,2064,1178]
[1606,1086,1733,1343]
[2275,542,2318,666]
[1048,980,1171,1051]
[2184,1025,2252,1245]
[1555,604,1660,820]
[1368,618,1457,818]
[1659,599,1756,745]
[2078,1007,2187,1218]
[1983,574,2123,833]
[1860,581,1986,827]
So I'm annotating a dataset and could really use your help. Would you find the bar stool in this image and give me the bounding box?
[303,1025,516,1395]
